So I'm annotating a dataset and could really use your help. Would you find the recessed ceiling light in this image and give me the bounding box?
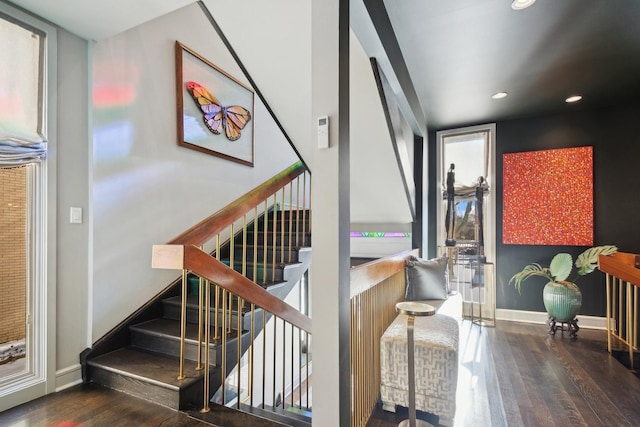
[565,95,583,103]
[492,92,508,99]
[512,0,536,10]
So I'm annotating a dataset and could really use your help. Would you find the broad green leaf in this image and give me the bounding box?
[575,245,618,276]
[550,253,572,281]
[509,263,553,294]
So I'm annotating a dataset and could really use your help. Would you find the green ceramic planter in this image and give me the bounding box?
[543,281,582,322]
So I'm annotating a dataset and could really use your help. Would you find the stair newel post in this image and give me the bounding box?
[177,268,188,380]
[201,278,211,413]
[221,288,227,405]
[288,181,293,263]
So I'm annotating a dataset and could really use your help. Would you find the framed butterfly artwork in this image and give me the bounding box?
[175,41,255,166]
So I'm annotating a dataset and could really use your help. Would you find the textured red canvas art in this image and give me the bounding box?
[503,146,593,245]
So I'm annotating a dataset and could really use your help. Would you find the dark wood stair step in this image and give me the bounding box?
[162,295,267,332]
[130,317,241,365]
[86,347,206,410]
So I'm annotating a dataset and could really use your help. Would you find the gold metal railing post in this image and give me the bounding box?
[262,309,267,409]
[606,273,612,353]
[249,303,255,406]
[214,235,221,340]
[295,177,300,248]
[201,278,211,413]
[628,282,634,370]
[253,206,258,283]
[280,188,285,265]
[196,273,204,370]
[237,297,243,409]
[272,194,277,283]
[288,182,293,263]
[631,285,638,348]
[282,317,286,410]
[263,200,268,286]
[178,269,188,380]
[221,289,227,404]
[242,215,247,277]
[273,315,277,409]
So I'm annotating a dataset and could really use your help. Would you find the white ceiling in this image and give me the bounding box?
[7,0,194,40]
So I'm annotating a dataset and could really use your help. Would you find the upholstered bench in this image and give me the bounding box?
[380,255,462,426]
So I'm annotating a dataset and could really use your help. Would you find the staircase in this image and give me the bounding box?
[82,191,312,426]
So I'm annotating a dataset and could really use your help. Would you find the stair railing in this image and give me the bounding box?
[152,161,311,413]
[598,252,640,369]
[349,249,418,427]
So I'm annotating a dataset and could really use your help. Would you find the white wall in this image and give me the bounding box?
[56,28,90,384]
[202,0,312,165]
[349,30,414,225]
[91,3,299,340]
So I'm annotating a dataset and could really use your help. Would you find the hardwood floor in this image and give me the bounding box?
[0,382,284,427]
[368,320,640,427]
[2,320,640,427]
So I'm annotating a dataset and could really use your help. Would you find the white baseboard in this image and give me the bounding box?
[55,363,82,392]
[495,309,607,330]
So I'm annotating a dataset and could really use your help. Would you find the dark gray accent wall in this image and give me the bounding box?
[429,105,640,316]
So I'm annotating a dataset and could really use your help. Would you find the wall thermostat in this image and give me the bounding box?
[318,115,329,149]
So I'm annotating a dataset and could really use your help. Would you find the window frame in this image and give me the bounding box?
[0,1,57,411]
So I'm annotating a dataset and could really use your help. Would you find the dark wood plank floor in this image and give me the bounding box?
[2,320,640,427]
[0,382,285,427]
[367,320,640,427]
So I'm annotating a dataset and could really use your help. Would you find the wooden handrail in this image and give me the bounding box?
[152,244,311,333]
[599,252,640,286]
[350,249,419,298]
[168,161,306,246]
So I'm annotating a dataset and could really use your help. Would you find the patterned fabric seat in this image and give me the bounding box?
[380,293,462,426]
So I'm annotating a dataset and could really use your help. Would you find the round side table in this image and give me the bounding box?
[395,301,436,427]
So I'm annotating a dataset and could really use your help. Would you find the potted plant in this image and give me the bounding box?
[509,245,618,337]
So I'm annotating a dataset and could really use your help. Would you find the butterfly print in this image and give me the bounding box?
[185,81,252,141]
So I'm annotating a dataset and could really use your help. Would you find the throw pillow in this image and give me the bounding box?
[405,255,449,301]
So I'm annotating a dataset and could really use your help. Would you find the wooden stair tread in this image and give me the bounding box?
[87,347,202,389]
[130,317,240,343]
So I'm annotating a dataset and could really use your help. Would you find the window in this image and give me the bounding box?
[0,3,56,410]
[437,124,495,318]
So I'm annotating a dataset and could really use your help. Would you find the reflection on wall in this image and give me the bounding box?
[502,146,593,246]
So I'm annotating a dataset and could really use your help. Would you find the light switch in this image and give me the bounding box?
[70,207,82,224]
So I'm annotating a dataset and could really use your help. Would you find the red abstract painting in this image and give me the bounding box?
[503,146,593,245]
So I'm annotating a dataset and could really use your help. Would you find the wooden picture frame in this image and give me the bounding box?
[175,41,255,167]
